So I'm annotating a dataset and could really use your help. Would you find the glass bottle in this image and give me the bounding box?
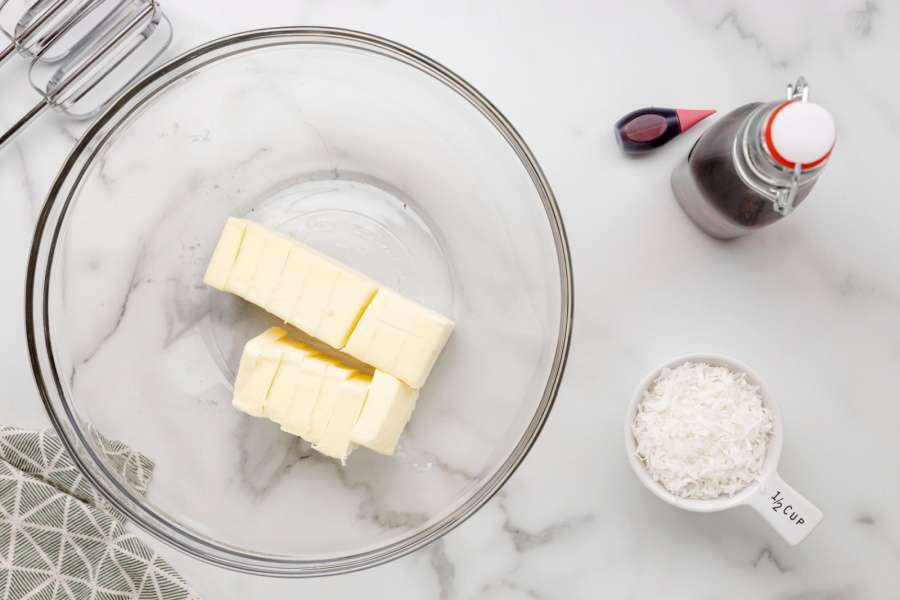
[671,77,835,239]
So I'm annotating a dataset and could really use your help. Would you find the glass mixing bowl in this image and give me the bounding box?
[26,27,573,576]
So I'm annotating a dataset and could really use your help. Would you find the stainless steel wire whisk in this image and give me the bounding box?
[0,0,172,151]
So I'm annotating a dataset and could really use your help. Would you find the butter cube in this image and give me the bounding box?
[305,359,356,444]
[245,233,293,308]
[265,240,377,349]
[351,370,418,455]
[282,245,378,349]
[267,246,313,320]
[314,374,372,462]
[232,327,287,417]
[316,268,380,348]
[343,288,454,388]
[275,355,330,438]
[224,221,267,296]
[203,217,247,289]
[290,256,340,339]
[262,339,315,423]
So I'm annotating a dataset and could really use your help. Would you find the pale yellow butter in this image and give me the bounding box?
[262,339,315,423]
[203,217,247,289]
[314,374,371,462]
[305,359,356,444]
[267,246,312,320]
[224,221,267,296]
[246,233,293,308]
[343,288,454,388]
[212,212,457,462]
[276,355,330,438]
[232,325,435,463]
[281,245,378,349]
[351,370,418,455]
[232,327,287,417]
[207,218,377,349]
[290,257,340,343]
[317,269,380,348]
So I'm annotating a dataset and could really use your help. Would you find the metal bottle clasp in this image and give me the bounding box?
[773,76,809,215]
[787,76,809,102]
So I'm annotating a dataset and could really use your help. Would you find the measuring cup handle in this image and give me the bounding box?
[744,472,823,545]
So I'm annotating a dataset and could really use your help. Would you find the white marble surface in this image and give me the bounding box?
[2,1,900,598]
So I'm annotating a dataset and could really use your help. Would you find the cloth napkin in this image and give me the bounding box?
[0,427,199,600]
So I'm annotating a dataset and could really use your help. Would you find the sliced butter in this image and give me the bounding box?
[232,326,429,463]
[262,339,315,423]
[276,243,378,349]
[224,220,268,296]
[314,374,371,462]
[276,355,330,438]
[351,370,418,455]
[206,218,378,349]
[203,217,246,289]
[232,327,287,417]
[245,233,293,308]
[267,246,313,320]
[289,256,340,343]
[343,288,454,388]
[305,359,356,444]
[318,269,379,348]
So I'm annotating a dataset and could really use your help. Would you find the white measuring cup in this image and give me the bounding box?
[625,354,823,545]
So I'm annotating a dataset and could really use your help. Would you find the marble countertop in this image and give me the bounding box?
[2,1,899,598]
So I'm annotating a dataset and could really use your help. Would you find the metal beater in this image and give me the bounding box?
[0,0,172,150]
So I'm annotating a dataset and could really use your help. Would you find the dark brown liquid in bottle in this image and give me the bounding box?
[673,102,813,239]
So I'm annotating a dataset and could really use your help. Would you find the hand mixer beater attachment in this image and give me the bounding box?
[0,0,172,150]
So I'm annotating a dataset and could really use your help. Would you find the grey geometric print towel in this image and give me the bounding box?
[0,427,199,600]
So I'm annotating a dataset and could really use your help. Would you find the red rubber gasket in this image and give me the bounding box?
[764,100,833,170]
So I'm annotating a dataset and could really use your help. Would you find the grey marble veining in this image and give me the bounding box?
[2,1,900,598]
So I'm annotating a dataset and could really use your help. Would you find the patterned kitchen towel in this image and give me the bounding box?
[0,427,200,600]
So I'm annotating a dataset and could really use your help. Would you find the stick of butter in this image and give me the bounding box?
[351,370,418,455]
[343,288,454,389]
[205,218,378,349]
[232,327,425,462]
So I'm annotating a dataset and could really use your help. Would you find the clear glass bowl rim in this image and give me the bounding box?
[25,26,574,577]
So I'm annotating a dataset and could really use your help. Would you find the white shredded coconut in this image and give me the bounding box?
[632,362,774,499]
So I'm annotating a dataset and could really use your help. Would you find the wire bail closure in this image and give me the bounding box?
[772,76,809,216]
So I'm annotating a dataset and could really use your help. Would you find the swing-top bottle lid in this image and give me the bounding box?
[764,100,835,171]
